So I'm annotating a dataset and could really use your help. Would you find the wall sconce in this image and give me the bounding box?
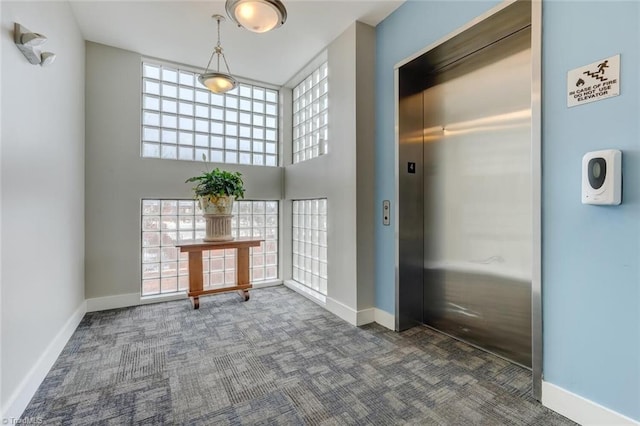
[14,23,56,66]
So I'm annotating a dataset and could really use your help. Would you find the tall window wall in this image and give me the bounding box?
[292,199,328,296]
[141,62,278,166]
[139,59,281,298]
[292,62,328,164]
[141,199,279,296]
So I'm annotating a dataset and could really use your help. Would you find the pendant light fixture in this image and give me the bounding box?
[198,15,237,94]
[225,0,287,33]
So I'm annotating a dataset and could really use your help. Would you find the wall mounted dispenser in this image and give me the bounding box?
[582,149,622,205]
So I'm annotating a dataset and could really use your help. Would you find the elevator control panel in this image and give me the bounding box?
[383,200,391,225]
[582,149,622,205]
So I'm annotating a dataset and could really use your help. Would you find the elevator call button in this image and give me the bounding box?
[408,162,416,174]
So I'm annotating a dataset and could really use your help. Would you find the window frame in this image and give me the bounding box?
[141,198,280,297]
[140,58,280,167]
[292,62,328,164]
[292,198,328,296]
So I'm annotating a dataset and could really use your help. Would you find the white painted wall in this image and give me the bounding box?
[284,22,376,322]
[1,1,85,417]
[354,22,376,311]
[85,42,283,301]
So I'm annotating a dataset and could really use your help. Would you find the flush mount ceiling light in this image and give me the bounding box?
[198,15,237,94]
[14,23,56,67]
[225,0,287,33]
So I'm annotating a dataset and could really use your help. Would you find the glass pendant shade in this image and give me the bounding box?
[199,72,237,94]
[226,0,287,33]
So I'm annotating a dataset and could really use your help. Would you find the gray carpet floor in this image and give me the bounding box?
[22,286,575,425]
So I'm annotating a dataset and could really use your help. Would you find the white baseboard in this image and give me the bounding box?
[542,380,639,425]
[252,280,283,289]
[139,293,187,306]
[128,281,394,331]
[284,280,327,305]
[2,301,86,420]
[87,282,284,313]
[357,308,375,326]
[86,292,141,312]
[279,281,367,326]
[325,297,379,327]
[325,296,358,325]
[374,308,396,330]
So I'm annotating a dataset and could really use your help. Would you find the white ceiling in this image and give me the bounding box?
[69,1,404,86]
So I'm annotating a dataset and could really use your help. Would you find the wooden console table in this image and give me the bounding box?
[175,238,263,309]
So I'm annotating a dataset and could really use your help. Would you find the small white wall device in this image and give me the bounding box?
[582,149,622,205]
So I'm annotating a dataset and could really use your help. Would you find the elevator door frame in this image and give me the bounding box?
[393,0,543,400]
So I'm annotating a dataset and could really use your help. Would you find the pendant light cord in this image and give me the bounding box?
[216,16,221,72]
[203,15,233,76]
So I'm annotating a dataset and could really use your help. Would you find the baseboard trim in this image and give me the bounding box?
[282,281,369,327]
[86,292,140,312]
[284,280,327,305]
[357,308,375,326]
[324,297,378,327]
[2,301,86,420]
[374,308,395,330]
[252,280,283,289]
[274,281,401,333]
[325,297,358,325]
[542,380,639,425]
[88,281,285,313]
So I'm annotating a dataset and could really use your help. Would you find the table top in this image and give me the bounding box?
[175,238,263,252]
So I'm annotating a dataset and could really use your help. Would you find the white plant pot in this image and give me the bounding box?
[198,195,235,215]
[198,195,235,241]
[203,214,234,242]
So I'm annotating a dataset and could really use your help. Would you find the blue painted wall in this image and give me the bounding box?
[541,1,639,420]
[375,0,639,420]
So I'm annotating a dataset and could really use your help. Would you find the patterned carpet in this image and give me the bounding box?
[22,286,574,425]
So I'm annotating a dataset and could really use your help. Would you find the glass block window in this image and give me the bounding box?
[292,199,327,295]
[141,62,278,166]
[141,199,279,296]
[292,62,328,164]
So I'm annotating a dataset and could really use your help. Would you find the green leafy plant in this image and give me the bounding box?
[185,160,245,200]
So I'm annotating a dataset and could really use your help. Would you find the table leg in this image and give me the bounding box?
[237,289,250,301]
[188,251,204,309]
[237,247,250,302]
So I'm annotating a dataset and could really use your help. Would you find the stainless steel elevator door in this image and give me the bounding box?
[397,92,425,330]
[422,28,533,367]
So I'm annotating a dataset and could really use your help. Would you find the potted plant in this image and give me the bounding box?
[185,168,245,214]
[186,162,245,241]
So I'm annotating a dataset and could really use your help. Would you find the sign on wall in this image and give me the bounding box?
[567,54,620,108]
